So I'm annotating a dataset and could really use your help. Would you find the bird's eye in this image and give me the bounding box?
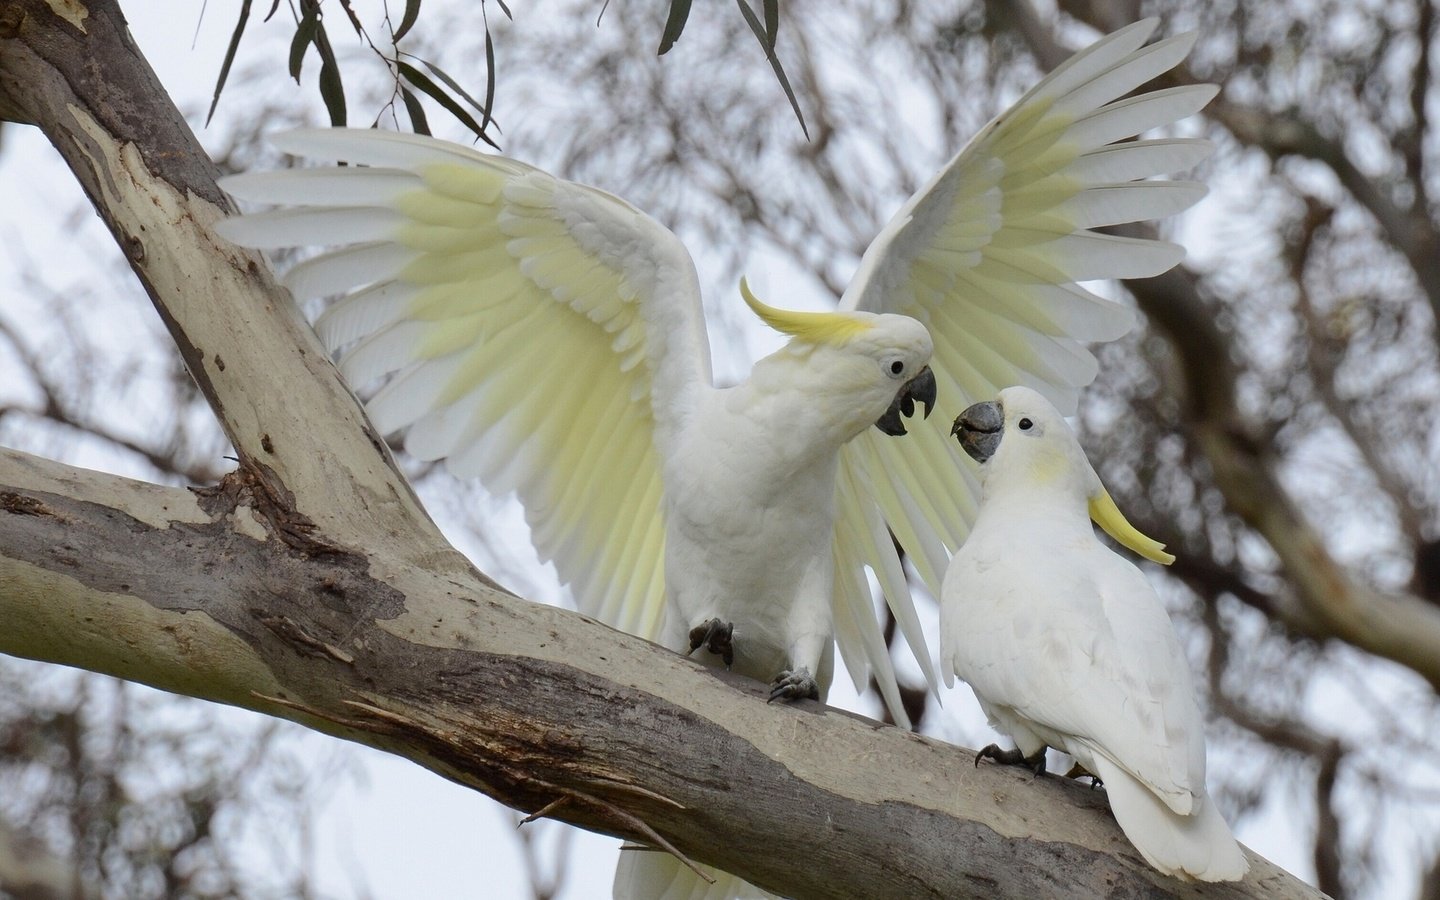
[1018,418,1034,431]
[890,360,905,375]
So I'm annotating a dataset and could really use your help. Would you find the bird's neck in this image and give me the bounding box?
[981,471,1092,529]
[735,350,881,450]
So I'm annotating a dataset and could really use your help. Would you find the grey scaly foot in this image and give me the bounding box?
[688,618,735,668]
[975,743,1047,776]
[768,668,820,703]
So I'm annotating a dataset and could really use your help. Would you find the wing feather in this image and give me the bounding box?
[833,458,914,724]
[834,22,1212,650]
[218,128,711,643]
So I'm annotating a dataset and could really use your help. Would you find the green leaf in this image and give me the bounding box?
[734,0,808,138]
[288,3,319,83]
[494,0,512,19]
[394,0,422,42]
[412,56,493,126]
[337,0,364,37]
[480,27,497,135]
[762,0,778,47]
[397,60,499,149]
[314,26,347,126]
[658,0,692,55]
[400,87,431,136]
[318,59,347,126]
[206,0,253,126]
[310,16,347,126]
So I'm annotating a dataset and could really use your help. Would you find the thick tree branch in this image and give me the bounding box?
[1129,266,1440,692]
[0,447,1320,900]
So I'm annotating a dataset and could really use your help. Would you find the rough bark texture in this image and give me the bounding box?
[0,1,1327,897]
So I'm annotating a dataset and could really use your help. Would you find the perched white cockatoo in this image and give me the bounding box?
[941,386,1248,882]
[216,17,1215,898]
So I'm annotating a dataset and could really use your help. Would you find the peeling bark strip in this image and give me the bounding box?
[0,3,1328,897]
[193,459,348,557]
[0,492,53,516]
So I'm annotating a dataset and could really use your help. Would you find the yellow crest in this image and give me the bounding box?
[740,278,872,347]
[1088,489,1176,565]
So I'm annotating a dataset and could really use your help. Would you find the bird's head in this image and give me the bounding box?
[741,279,935,438]
[950,385,1175,564]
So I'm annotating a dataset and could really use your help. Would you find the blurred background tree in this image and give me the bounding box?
[0,0,1436,897]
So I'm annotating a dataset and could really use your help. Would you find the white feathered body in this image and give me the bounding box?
[663,391,837,685]
[942,387,1247,881]
[662,344,917,684]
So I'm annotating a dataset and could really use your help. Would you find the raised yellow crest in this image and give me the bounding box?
[1088,489,1176,565]
[740,278,872,347]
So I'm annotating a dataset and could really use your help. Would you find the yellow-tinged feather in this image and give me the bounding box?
[419,162,510,203]
[439,304,551,407]
[999,142,1083,188]
[988,102,1070,162]
[407,279,510,322]
[1001,179,1085,220]
[397,220,506,254]
[974,247,1073,284]
[399,245,515,284]
[739,278,872,346]
[395,190,497,227]
[982,94,1056,151]
[854,454,945,591]
[932,303,1044,384]
[932,341,1003,409]
[989,217,1087,247]
[415,313,486,360]
[1088,489,1176,565]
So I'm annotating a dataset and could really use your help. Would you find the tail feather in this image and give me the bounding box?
[1091,757,1249,882]
[613,847,778,900]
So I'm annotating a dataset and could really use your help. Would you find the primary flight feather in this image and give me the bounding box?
[943,386,1248,882]
[215,18,1213,898]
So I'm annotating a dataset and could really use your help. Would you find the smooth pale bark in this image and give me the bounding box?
[0,1,1326,897]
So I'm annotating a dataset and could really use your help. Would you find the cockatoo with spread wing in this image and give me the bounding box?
[942,386,1248,882]
[216,17,1214,898]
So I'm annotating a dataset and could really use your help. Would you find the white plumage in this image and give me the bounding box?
[942,386,1248,882]
[215,18,1214,899]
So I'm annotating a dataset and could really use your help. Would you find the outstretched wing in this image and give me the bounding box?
[832,20,1215,669]
[217,129,713,641]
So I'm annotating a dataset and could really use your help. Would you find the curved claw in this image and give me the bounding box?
[975,743,1047,776]
[1064,762,1103,789]
[688,618,735,668]
[768,668,820,704]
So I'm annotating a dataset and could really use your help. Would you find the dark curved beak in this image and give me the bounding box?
[875,366,937,436]
[951,399,1003,463]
